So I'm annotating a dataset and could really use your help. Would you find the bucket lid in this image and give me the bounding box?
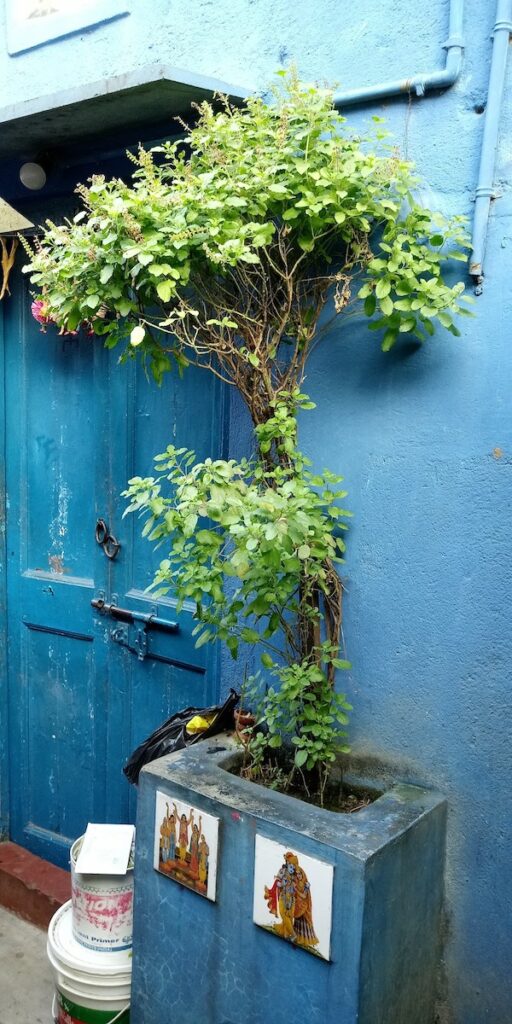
[71,835,135,873]
[48,902,132,978]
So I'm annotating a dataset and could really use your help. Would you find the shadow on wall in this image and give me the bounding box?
[305,311,461,414]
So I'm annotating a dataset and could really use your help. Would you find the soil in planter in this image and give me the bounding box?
[229,756,381,813]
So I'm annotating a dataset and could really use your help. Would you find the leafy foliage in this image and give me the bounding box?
[124,395,353,795]
[22,72,470,802]
[246,658,352,803]
[124,395,349,661]
[23,70,471,391]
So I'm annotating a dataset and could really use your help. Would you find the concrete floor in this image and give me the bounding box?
[0,906,54,1023]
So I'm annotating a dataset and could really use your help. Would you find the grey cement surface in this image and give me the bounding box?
[0,907,54,1023]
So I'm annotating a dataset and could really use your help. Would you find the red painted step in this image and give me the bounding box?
[0,841,70,930]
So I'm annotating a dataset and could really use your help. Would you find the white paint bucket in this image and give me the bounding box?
[48,900,131,1023]
[70,836,134,953]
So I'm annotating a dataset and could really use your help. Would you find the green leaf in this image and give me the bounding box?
[148,263,173,277]
[382,328,397,351]
[364,293,376,317]
[100,265,114,284]
[195,631,212,648]
[184,513,198,535]
[375,278,391,299]
[156,280,173,302]
[268,735,282,748]
[118,298,133,317]
[294,748,308,767]
[66,308,82,332]
[437,311,452,329]
[226,635,239,659]
[261,652,274,669]
[398,318,416,333]
[241,628,260,644]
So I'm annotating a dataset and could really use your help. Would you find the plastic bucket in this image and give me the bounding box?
[48,901,131,1023]
[71,836,134,952]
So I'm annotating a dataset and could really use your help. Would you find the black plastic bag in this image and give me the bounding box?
[123,689,239,784]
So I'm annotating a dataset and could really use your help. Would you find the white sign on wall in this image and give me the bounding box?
[6,0,129,56]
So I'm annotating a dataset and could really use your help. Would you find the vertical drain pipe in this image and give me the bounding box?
[470,0,512,288]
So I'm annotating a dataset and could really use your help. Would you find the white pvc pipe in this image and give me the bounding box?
[334,0,464,107]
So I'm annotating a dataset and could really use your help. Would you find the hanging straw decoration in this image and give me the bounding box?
[0,237,18,301]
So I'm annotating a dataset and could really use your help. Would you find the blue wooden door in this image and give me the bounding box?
[4,263,224,868]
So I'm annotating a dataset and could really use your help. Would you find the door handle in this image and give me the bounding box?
[95,518,121,560]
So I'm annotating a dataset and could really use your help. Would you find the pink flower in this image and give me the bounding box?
[31,298,52,325]
[31,298,96,337]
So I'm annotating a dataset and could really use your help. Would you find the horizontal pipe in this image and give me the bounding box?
[334,0,464,107]
[470,0,512,281]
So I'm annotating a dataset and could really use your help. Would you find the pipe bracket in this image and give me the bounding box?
[493,20,512,34]
[474,185,496,199]
[402,77,426,96]
[442,35,465,49]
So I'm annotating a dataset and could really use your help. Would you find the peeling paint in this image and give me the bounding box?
[47,554,69,574]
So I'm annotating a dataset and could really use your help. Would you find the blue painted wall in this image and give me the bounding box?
[0,1,510,1020]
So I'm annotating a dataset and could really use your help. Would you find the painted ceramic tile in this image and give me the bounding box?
[253,835,334,961]
[154,791,219,901]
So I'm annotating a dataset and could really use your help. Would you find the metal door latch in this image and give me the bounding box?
[92,595,179,662]
[111,625,129,646]
[91,597,178,633]
[134,628,148,661]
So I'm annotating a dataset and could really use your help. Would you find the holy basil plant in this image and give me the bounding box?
[23,71,470,802]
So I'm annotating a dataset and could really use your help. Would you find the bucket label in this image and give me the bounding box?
[71,834,134,952]
[57,991,129,1023]
[71,882,133,950]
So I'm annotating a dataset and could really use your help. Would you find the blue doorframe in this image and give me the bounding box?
[0,305,9,839]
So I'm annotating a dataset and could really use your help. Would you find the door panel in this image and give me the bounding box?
[103,338,221,824]
[5,263,225,866]
[5,282,109,866]
[25,628,99,838]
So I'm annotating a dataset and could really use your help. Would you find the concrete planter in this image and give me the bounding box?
[131,735,446,1024]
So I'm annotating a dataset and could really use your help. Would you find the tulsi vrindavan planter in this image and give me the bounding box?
[130,734,446,1024]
